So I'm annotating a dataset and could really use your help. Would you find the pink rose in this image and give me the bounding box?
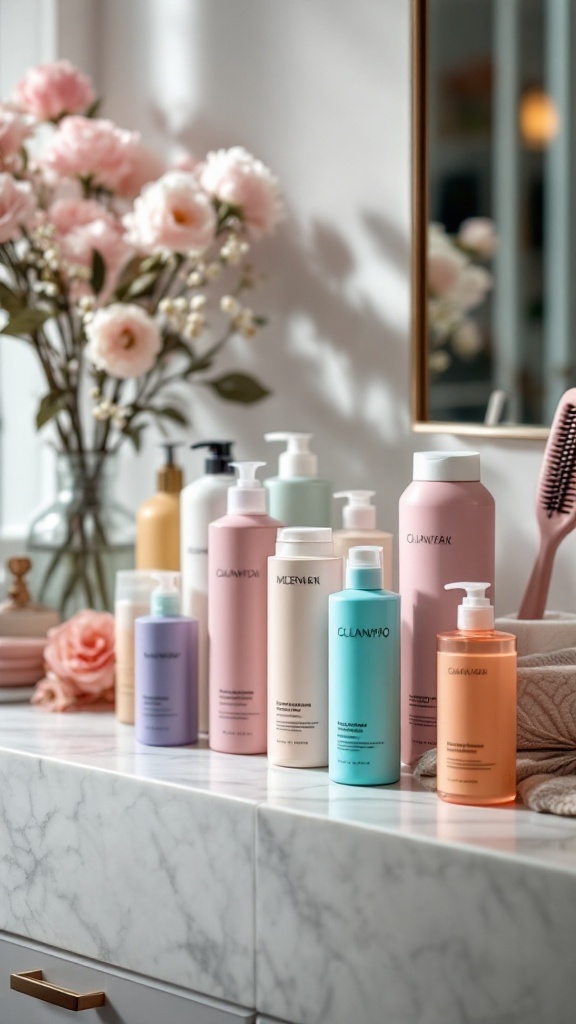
[0,172,36,243]
[41,116,138,191]
[199,146,283,236]
[0,105,30,162]
[85,303,162,379]
[49,198,133,299]
[124,170,217,253]
[32,610,115,712]
[13,60,95,122]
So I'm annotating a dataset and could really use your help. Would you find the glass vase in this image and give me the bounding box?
[27,452,135,617]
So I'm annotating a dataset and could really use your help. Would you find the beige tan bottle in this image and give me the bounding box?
[437,582,517,806]
[136,443,183,571]
[333,491,393,589]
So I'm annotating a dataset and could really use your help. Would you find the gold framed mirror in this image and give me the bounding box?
[411,0,576,439]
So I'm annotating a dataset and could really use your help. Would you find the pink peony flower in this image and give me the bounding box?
[458,217,497,259]
[124,170,217,253]
[199,146,283,236]
[40,116,139,191]
[0,172,36,243]
[449,264,493,312]
[0,104,30,161]
[49,198,133,299]
[13,59,95,122]
[114,137,165,198]
[32,609,115,712]
[85,303,162,379]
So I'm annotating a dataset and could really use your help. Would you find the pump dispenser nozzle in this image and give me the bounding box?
[157,442,184,493]
[151,571,181,616]
[191,440,235,475]
[228,462,267,514]
[445,582,493,630]
[264,432,317,478]
[334,491,376,530]
[346,546,383,590]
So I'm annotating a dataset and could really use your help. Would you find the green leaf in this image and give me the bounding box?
[153,405,189,427]
[125,423,145,452]
[185,355,213,375]
[112,255,147,300]
[162,333,191,357]
[36,392,67,430]
[126,271,158,299]
[85,97,102,119]
[91,249,106,297]
[0,282,25,317]
[1,308,53,336]
[206,372,271,404]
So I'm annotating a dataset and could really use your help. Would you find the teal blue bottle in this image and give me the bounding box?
[329,546,400,785]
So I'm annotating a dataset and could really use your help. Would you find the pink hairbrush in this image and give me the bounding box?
[518,388,576,619]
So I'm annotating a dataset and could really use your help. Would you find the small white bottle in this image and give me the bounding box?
[268,527,343,767]
[264,432,332,527]
[180,440,235,734]
[115,569,155,725]
[333,491,393,589]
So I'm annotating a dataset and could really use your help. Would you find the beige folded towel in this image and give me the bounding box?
[414,648,576,816]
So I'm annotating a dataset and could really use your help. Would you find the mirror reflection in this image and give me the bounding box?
[424,0,576,430]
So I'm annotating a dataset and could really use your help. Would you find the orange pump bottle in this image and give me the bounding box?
[437,582,517,805]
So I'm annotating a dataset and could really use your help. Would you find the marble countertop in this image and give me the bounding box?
[1,704,575,871]
[1,704,576,1024]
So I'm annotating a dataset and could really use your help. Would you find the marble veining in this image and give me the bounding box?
[0,749,255,1006]
[1,706,576,1021]
[256,808,576,1024]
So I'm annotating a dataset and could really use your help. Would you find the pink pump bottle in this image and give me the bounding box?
[399,451,495,766]
[208,462,282,754]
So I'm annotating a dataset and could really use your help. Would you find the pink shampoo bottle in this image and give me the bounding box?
[398,451,495,766]
[208,462,282,754]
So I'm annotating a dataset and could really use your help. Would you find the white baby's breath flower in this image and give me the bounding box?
[206,262,221,281]
[67,358,79,374]
[220,295,240,316]
[234,308,256,337]
[190,294,206,311]
[89,386,100,399]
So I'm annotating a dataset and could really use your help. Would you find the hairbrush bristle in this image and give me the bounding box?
[540,403,576,516]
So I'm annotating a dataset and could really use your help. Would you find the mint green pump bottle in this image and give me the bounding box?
[329,547,400,786]
[264,432,332,527]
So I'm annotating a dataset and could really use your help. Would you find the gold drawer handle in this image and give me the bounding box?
[10,969,105,1011]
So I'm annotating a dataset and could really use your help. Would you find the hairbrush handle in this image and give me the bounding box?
[518,537,559,619]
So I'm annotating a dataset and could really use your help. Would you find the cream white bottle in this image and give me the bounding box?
[267,527,343,767]
[333,491,393,589]
[180,441,234,734]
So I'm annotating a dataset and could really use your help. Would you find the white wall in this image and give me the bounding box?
[1,0,575,616]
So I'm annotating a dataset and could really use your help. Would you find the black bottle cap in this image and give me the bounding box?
[191,440,235,475]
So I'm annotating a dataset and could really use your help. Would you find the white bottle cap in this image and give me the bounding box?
[151,572,181,617]
[445,582,494,630]
[334,490,376,529]
[264,432,317,478]
[228,461,267,514]
[115,570,156,603]
[413,451,480,482]
[346,545,383,589]
[275,526,333,557]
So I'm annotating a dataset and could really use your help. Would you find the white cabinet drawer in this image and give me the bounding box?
[1,933,255,1024]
